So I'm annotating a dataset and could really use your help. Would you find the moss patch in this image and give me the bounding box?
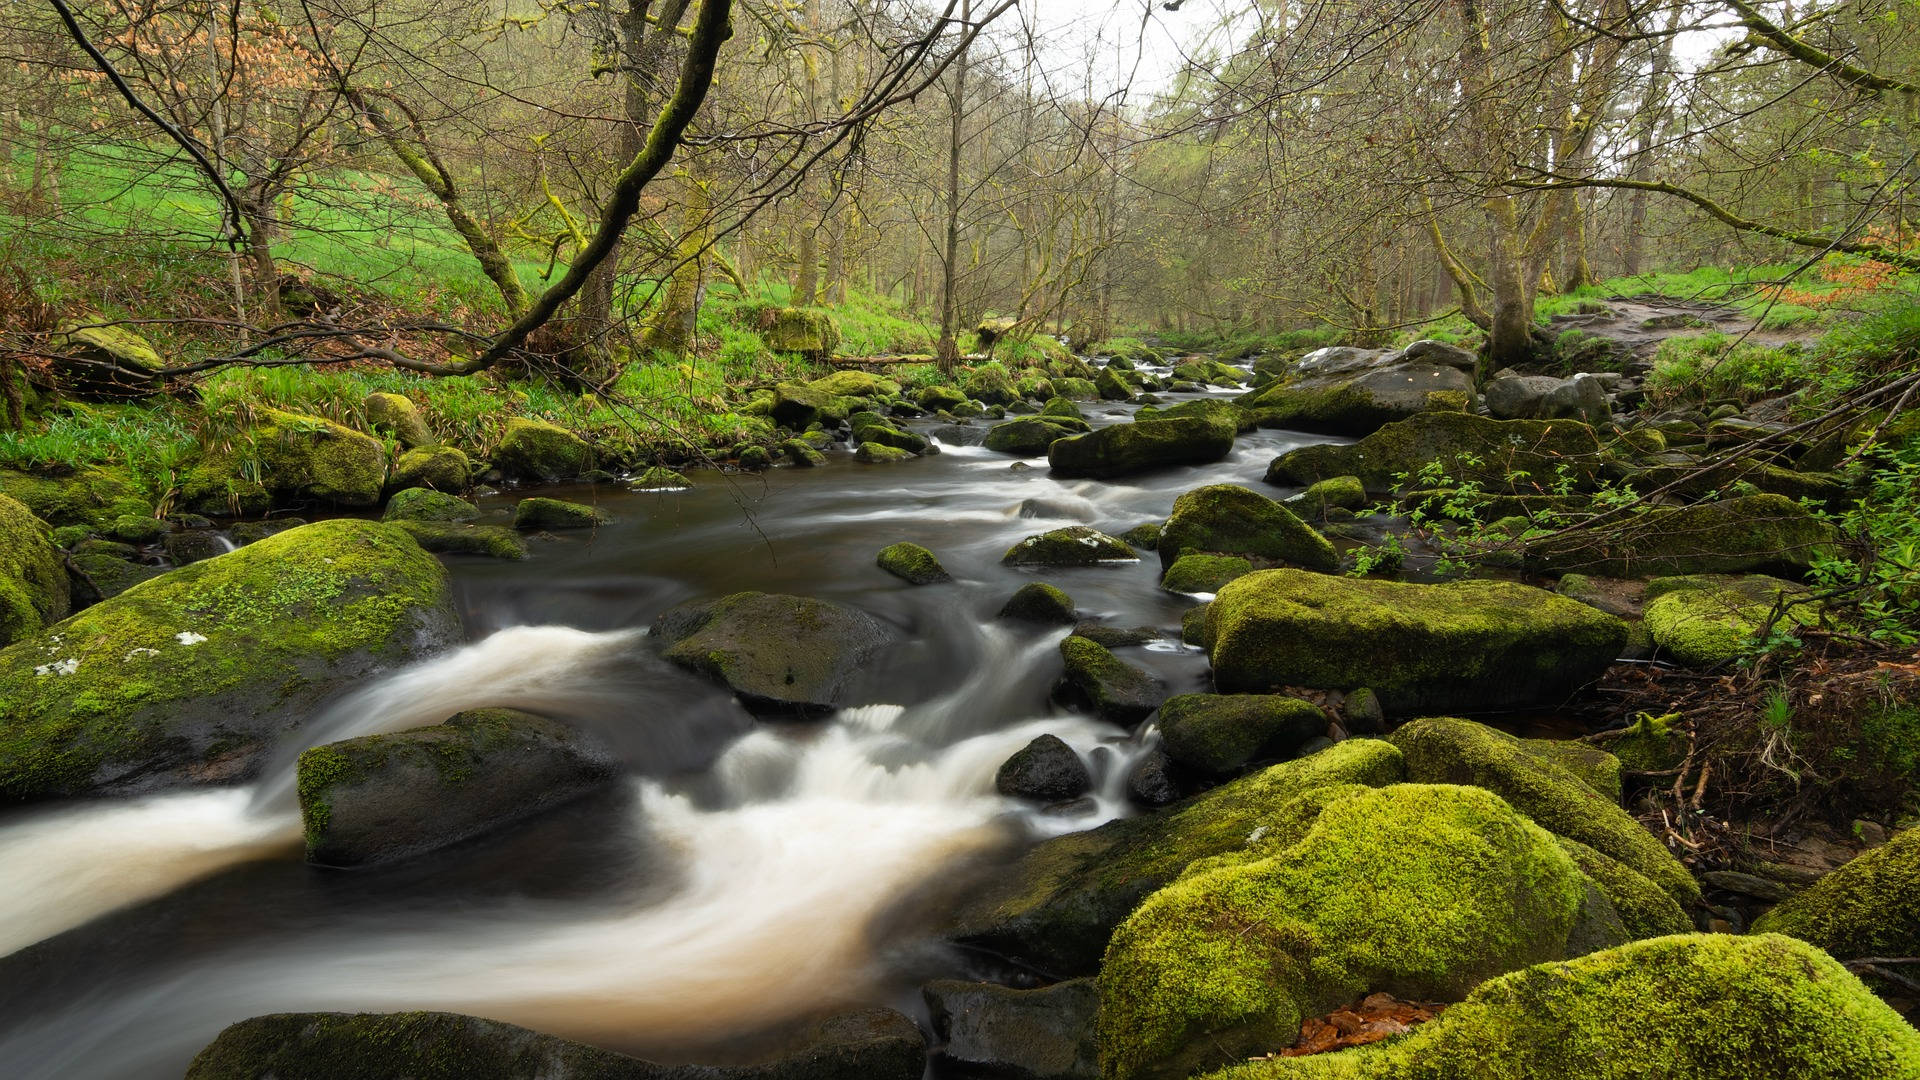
[0,493,69,647]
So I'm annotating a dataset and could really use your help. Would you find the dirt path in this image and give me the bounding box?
[1547,295,1820,361]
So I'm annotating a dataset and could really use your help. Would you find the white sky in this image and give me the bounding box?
[1013,0,1251,102]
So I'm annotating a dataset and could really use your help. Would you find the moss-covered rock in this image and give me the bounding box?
[0,520,458,801]
[1136,398,1259,434]
[923,978,1099,1080]
[1160,553,1253,595]
[1055,377,1100,400]
[651,592,897,714]
[51,319,165,398]
[964,364,1018,406]
[1288,475,1367,520]
[1521,737,1623,801]
[1158,484,1338,572]
[1390,717,1698,905]
[876,541,951,585]
[1205,570,1627,716]
[1554,835,1692,940]
[297,709,615,866]
[492,418,593,483]
[948,739,1406,975]
[1043,395,1085,420]
[1157,694,1326,776]
[68,550,164,603]
[1050,418,1236,479]
[512,496,609,530]
[187,1006,928,1080]
[1121,522,1163,549]
[0,466,151,529]
[1236,344,1475,436]
[1206,934,1920,1080]
[1058,635,1166,724]
[1000,582,1077,623]
[1003,526,1138,567]
[1642,573,1818,668]
[1752,827,1919,959]
[633,466,693,491]
[387,445,470,493]
[0,494,69,648]
[1527,494,1837,577]
[391,520,528,560]
[1098,783,1619,1080]
[181,408,388,514]
[764,307,842,358]
[984,416,1091,455]
[382,487,480,524]
[855,442,916,463]
[1096,366,1140,401]
[363,391,434,448]
[1264,412,1605,493]
[919,385,969,412]
[781,438,828,466]
[808,370,898,398]
[850,413,929,454]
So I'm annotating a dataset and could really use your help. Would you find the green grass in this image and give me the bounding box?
[1645,333,1819,405]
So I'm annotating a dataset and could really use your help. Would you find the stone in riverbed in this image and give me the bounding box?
[297,708,616,867]
[363,391,434,448]
[924,978,1100,1080]
[855,442,916,463]
[513,496,610,530]
[1056,635,1165,725]
[50,318,166,399]
[180,407,389,515]
[0,493,68,648]
[1642,573,1818,668]
[983,416,1090,456]
[1157,693,1326,776]
[187,1005,927,1080]
[1002,526,1137,567]
[996,734,1092,801]
[1264,411,1606,493]
[1048,417,1236,479]
[1526,494,1836,578]
[999,582,1076,623]
[948,738,1406,976]
[1157,483,1337,571]
[1203,569,1626,716]
[390,520,528,560]
[1235,340,1476,435]
[876,541,951,584]
[651,591,897,714]
[632,465,693,491]
[387,445,471,493]
[493,418,594,483]
[383,486,480,523]
[0,519,458,802]
[1159,553,1252,595]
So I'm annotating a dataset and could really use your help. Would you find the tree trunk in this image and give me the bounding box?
[641,157,710,355]
[934,0,972,375]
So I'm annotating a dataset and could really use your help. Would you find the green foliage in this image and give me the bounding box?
[1807,431,1920,645]
[0,404,195,499]
[1646,333,1816,405]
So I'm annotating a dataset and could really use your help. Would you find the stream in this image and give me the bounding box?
[0,373,1341,1079]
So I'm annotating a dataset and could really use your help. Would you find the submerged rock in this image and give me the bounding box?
[297,709,616,867]
[876,541,951,585]
[1206,935,1920,1080]
[493,418,594,483]
[999,582,1077,623]
[1752,826,1919,959]
[1098,783,1628,1080]
[1526,494,1835,577]
[651,591,897,714]
[1048,417,1236,479]
[1204,570,1627,716]
[0,520,458,801]
[1157,484,1337,571]
[924,978,1100,1080]
[1056,635,1166,724]
[0,494,69,648]
[996,734,1093,801]
[513,496,610,530]
[1002,526,1137,568]
[1157,693,1326,776]
[1236,341,1476,435]
[188,1005,927,1080]
[947,739,1406,975]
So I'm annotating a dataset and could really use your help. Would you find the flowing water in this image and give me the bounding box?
[0,375,1341,1078]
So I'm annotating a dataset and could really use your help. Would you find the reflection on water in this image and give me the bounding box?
[0,381,1340,1078]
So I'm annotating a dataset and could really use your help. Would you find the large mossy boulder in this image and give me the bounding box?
[1527,494,1837,578]
[0,520,458,801]
[948,739,1406,975]
[1206,934,1920,1080]
[1136,398,1258,434]
[1157,693,1326,776]
[297,709,616,867]
[187,1006,928,1080]
[492,418,593,483]
[0,493,69,648]
[1203,570,1627,716]
[1003,526,1138,567]
[651,591,897,714]
[0,466,151,529]
[387,445,471,493]
[1642,573,1818,668]
[1389,717,1698,904]
[363,391,434,448]
[984,416,1091,455]
[1057,635,1166,724]
[1236,341,1476,436]
[51,319,165,398]
[1157,484,1338,571]
[808,370,897,398]
[1752,827,1919,959]
[513,496,609,530]
[391,520,527,560]
[382,487,480,523]
[764,307,842,359]
[1098,783,1625,1080]
[1264,412,1605,493]
[181,408,388,514]
[1048,417,1236,479]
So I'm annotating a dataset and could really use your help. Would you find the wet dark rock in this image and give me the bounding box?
[996,735,1093,801]
[1067,622,1160,649]
[1124,747,1182,807]
[1056,635,1165,725]
[1002,526,1137,567]
[1235,341,1475,435]
[923,978,1100,1080]
[1048,417,1236,479]
[297,709,616,868]
[1157,694,1326,776]
[390,521,528,560]
[652,591,897,714]
[1266,412,1606,493]
[162,529,229,566]
[985,417,1090,456]
[1701,870,1793,903]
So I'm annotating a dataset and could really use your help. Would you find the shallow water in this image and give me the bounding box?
[0,378,1340,1078]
